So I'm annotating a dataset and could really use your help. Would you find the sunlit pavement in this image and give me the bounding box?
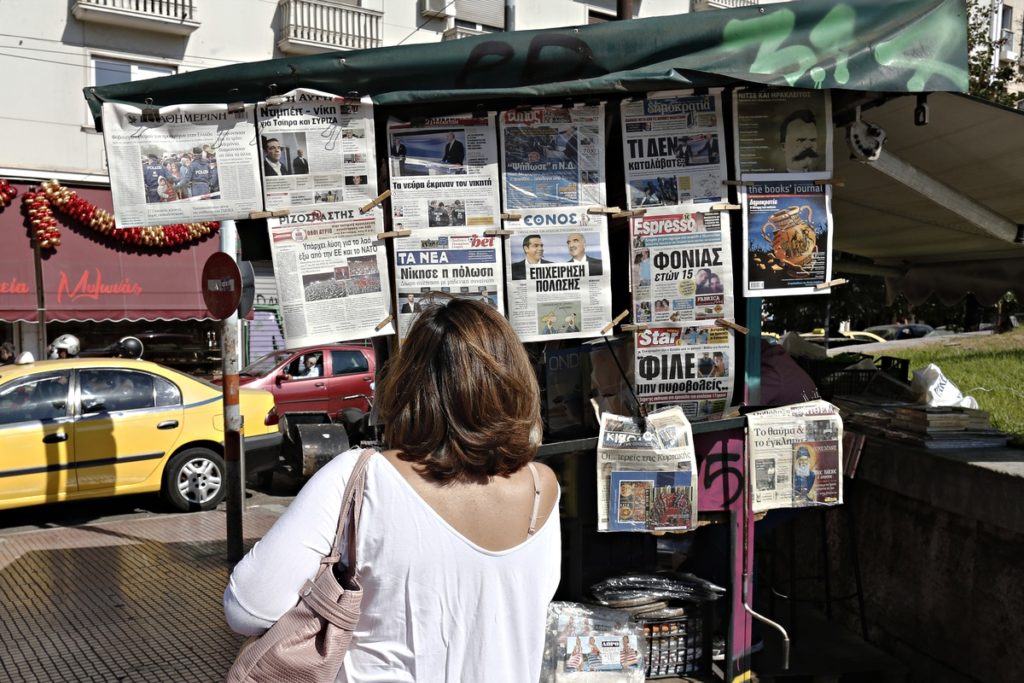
[0,506,284,682]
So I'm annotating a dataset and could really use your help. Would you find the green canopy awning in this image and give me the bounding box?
[85,0,968,128]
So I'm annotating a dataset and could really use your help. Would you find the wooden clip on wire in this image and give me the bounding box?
[814,278,849,290]
[500,212,522,221]
[248,210,272,220]
[376,229,411,240]
[587,206,621,215]
[612,209,646,219]
[270,209,289,218]
[359,189,391,214]
[374,314,394,331]
[621,323,649,332]
[484,229,513,237]
[722,180,747,187]
[710,203,743,212]
[600,310,631,335]
[714,318,749,335]
[226,101,246,114]
[814,179,845,187]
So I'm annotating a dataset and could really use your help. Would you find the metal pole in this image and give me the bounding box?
[32,233,47,360]
[616,0,633,20]
[220,220,244,562]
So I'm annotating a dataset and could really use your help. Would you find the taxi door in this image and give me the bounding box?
[73,369,184,491]
[0,371,76,507]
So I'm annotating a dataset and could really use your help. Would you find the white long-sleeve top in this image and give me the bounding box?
[224,449,561,682]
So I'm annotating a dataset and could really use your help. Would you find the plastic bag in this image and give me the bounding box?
[910,363,978,409]
[540,602,646,682]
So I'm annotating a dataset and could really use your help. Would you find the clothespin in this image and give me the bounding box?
[612,208,647,219]
[248,209,290,220]
[722,180,748,187]
[374,315,394,331]
[814,278,849,290]
[376,229,411,240]
[621,323,649,332]
[587,206,621,215]
[600,309,630,335]
[710,203,742,212]
[359,189,391,214]
[500,212,522,221]
[714,318,749,335]
[814,179,845,187]
[226,102,246,114]
[484,229,513,237]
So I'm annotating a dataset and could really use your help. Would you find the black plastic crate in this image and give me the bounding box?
[635,603,711,679]
[794,355,910,400]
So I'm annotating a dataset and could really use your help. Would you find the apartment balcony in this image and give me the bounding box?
[442,26,486,42]
[72,0,200,36]
[999,28,1019,63]
[277,0,382,55]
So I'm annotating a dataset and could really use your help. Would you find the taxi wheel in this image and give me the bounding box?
[163,447,226,512]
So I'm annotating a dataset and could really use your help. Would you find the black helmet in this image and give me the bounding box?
[116,336,144,359]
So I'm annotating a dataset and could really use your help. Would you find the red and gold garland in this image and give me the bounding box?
[9,179,219,250]
[0,179,17,210]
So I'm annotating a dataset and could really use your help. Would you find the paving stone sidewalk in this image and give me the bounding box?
[0,507,283,682]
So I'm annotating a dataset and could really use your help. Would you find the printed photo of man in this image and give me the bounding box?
[511,234,551,280]
[292,149,309,175]
[779,109,822,173]
[441,132,465,166]
[565,232,603,276]
[263,137,290,176]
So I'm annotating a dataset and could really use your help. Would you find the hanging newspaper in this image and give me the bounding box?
[267,204,394,347]
[393,228,504,342]
[733,87,832,178]
[101,102,261,227]
[620,90,727,209]
[742,180,833,296]
[634,323,736,422]
[387,114,500,231]
[257,90,377,211]
[596,407,697,533]
[746,400,844,513]
[503,208,611,342]
[500,104,605,210]
[630,207,733,325]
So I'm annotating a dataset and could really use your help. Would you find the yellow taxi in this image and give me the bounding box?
[0,357,282,512]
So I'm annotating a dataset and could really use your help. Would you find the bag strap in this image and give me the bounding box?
[318,448,375,579]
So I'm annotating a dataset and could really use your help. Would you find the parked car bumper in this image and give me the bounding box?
[242,431,283,479]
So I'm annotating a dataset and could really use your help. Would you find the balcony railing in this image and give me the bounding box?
[72,0,199,35]
[692,0,760,10]
[442,26,485,42]
[277,0,383,55]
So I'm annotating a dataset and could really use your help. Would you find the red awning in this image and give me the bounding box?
[0,182,217,322]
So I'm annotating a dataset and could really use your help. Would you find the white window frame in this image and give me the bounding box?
[84,52,179,131]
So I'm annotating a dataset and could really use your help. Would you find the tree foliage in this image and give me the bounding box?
[968,0,1024,106]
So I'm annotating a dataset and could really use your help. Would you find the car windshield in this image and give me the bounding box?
[241,350,293,377]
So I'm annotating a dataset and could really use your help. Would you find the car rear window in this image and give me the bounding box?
[331,350,368,375]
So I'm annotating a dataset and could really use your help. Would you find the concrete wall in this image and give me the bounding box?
[774,439,1024,683]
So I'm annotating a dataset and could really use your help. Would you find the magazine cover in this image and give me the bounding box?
[792,440,841,505]
[644,471,695,532]
[609,472,656,532]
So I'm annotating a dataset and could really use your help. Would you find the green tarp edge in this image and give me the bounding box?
[84,0,968,126]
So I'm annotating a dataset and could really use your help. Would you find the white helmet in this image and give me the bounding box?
[49,333,80,358]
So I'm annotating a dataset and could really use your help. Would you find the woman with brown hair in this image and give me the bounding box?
[225,296,560,682]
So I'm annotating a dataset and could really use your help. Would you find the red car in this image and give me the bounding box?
[238,344,375,420]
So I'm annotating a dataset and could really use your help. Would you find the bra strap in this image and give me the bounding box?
[527,462,542,536]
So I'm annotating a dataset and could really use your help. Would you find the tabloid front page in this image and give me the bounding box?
[620,90,728,209]
[596,407,697,533]
[387,114,500,231]
[503,208,611,342]
[267,204,394,346]
[742,180,833,296]
[102,102,262,227]
[634,324,736,422]
[393,228,505,342]
[629,207,734,325]
[500,104,605,210]
[257,90,377,211]
[746,400,844,513]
